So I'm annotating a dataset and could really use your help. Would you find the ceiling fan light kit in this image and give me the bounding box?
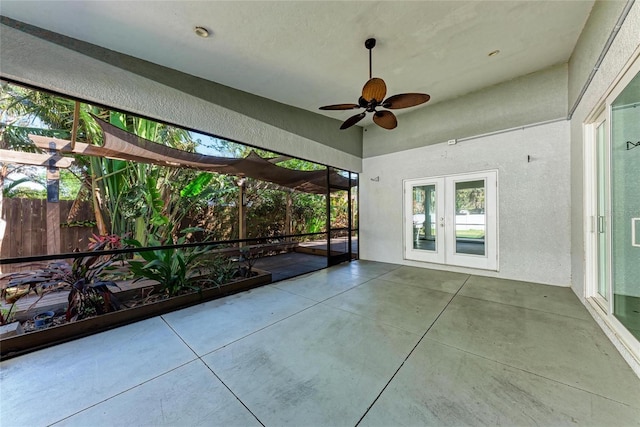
[320,38,430,130]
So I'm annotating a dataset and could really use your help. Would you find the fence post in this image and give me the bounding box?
[46,142,61,255]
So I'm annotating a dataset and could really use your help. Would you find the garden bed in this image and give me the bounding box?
[0,268,271,360]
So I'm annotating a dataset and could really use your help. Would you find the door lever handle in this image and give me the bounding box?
[633,218,640,247]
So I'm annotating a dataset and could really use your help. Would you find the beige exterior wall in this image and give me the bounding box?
[363,63,568,158]
[361,120,572,286]
[568,0,628,111]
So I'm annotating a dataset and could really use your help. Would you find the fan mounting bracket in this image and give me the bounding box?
[365,38,376,50]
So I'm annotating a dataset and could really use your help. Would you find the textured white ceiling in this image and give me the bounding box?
[0,1,594,126]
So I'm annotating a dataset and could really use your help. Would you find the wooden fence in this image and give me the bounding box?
[0,196,314,273]
[1,198,98,272]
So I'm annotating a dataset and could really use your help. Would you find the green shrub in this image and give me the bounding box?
[126,235,234,297]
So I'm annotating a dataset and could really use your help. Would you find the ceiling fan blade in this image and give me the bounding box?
[382,93,431,109]
[319,103,361,111]
[362,78,387,103]
[340,112,366,130]
[373,110,397,130]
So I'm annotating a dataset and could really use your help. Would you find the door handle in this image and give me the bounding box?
[597,216,605,233]
[633,218,640,248]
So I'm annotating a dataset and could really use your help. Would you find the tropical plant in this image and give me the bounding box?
[42,241,121,321]
[87,110,202,242]
[0,240,122,322]
[87,233,122,251]
[2,84,210,244]
[126,232,231,297]
[236,246,258,278]
[2,82,335,248]
[1,84,89,208]
[181,173,240,241]
[1,264,65,316]
[0,289,24,325]
[62,243,119,286]
[66,278,120,321]
[0,307,16,326]
[205,254,237,286]
[198,138,330,238]
[292,193,326,235]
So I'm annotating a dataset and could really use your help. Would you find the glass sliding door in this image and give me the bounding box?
[405,170,497,270]
[611,70,640,340]
[587,59,639,359]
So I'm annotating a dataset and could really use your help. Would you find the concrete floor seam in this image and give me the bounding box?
[366,276,463,296]
[420,336,638,409]
[202,363,266,427]
[197,298,326,359]
[315,301,428,337]
[161,313,270,426]
[271,275,378,304]
[48,359,198,426]
[161,315,202,358]
[453,293,591,322]
[354,274,472,426]
[373,275,471,294]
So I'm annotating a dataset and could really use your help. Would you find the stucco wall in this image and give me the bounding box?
[0,19,363,172]
[567,0,628,112]
[363,63,568,158]
[361,120,572,286]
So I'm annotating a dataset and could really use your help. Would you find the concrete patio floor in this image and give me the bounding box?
[1,261,639,426]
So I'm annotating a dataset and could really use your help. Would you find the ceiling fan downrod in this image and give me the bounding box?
[365,38,376,80]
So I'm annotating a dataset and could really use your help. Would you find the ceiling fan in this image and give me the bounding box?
[320,38,430,130]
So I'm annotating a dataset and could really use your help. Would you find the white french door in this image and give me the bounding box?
[404,170,498,270]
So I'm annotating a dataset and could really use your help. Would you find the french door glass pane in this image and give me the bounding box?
[611,70,640,340]
[455,180,486,255]
[412,185,436,251]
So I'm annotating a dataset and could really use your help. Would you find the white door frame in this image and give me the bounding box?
[404,170,498,271]
[584,109,610,313]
